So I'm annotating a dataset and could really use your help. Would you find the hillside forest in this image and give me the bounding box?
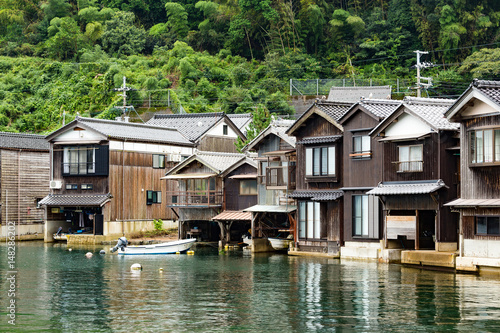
[1,0,500,134]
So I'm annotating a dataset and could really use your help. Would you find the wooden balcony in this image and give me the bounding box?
[165,190,223,208]
[265,165,296,190]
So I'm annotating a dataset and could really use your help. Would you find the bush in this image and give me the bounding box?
[154,219,163,230]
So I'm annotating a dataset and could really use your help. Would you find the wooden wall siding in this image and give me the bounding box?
[225,164,257,211]
[198,136,238,153]
[343,112,383,188]
[458,115,500,199]
[384,194,437,210]
[1,150,50,225]
[255,134,280,156]
[108,150,178,221]
[462,208,500,240]
[180,162,214,175]
[295,114,343,139]
[326,200,343,243]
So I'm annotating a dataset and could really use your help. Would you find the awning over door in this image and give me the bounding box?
[38,193,112,207]
[367,180,446,196]
[243,205,296,213]
[444,198,500,207]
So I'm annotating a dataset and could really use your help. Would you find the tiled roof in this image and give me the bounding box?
[212,210,252,221]
[146,112,225,141]
[366,180,446,196]
[0,132,49,151]
[296,135,342,145]
[39,193,112,206]
[227,114,252,131]
[403,97,459,130]
[245,119,296,151]
[289,190,344,201]
[75,117,193,146]
[359,99,402,118]
[195,151,247,173]
[328,86,392,102]
[314,100,353,122]
[471,79,500,105]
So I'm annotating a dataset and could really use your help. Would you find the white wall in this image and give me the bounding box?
[109,140,193,155]
[205,120,239,138]
[464,239,500,258]
[384,113,432,136]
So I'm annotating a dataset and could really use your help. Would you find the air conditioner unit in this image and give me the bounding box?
[49,180,62,189]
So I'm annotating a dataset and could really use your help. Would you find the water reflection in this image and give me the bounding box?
[3,243,500,331]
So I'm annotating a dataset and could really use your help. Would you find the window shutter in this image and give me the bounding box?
[94,145,109,176]
[305,148,312,176]
[328,146,335,175]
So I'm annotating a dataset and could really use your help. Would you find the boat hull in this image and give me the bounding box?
[118,238,196,255]
[268,238,292,251]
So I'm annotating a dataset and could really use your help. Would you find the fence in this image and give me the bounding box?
[290,78,414,96]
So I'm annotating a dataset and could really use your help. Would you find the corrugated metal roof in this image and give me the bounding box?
[444,198,500,207]
[146,112,225,141]
[212,210,252,221]
[289,190,344,201]
[403,97,459,130]
[39,194,112,206]
[296,135,342,145]
[327,86,392,102]
[0,132,49,151]
[366,180,446,195]
[243,205,297,213]
[75,117,194,146]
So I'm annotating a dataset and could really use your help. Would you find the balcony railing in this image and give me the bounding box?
[393,160,423,172]
[165,190,223,208]
[265,165,296,189]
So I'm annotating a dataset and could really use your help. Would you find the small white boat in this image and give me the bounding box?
[53,233,68,241]
[117,238,196,255]
[268,237,292,251]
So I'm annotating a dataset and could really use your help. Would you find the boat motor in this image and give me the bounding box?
[111,237,128,253]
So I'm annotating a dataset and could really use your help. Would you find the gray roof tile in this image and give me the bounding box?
[195,151,247,173]
[146,112,225,141]
[296,135,342,145]
[366,180,446,195]
[0,132,49,150]
[289,190,344,201]
[359,99,402,118]
[245,119,296,151]
[472,79,500,105]
[403,97,459,130]
[227,114,252,131]
[76,117,193,146]
[314,100,353,122]
[39,193,112,206]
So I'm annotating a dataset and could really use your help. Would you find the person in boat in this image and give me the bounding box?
[111,237,128,253]
[55,227,63,235]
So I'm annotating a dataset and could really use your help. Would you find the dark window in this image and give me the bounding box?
[351,136,371,159]
[476,216,500,235]
[147,190,162,205]
[153,155,165,169]
[223,124,228,135]
[305,146,335,177]
[66,184,78,190]
[470,129,500,165]
[240,179,257,195]
[81,184,93,190]
[397,144,423,172]
[63,146,95,175]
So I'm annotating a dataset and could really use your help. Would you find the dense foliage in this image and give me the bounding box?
[1,0,500,133]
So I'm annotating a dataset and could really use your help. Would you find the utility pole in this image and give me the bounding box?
[414,50,428,97]
[112,76,135,120]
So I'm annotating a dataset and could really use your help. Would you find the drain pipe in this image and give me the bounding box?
[122,139,126,236]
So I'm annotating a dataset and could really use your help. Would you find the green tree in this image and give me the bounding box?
[101,11,146,56]
[236,105,272,152]
[41,0,72,21]
[45,17,85,60]
[164,2,189,40]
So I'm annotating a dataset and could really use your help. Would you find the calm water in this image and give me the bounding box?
[2,242,500,332]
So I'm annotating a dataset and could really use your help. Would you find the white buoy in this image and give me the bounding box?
[99,250,106,255]
[159,268,164,272]
[68,248,72,252]
[85,252,93,258]
[131,263,142,271]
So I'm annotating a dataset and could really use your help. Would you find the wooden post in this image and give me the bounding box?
[415,210,419,250]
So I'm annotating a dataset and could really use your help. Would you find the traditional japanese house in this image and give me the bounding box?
[337,99,402,259]
[445,79,500,272]
[39,117,195,244]
[286,100,353,256]
[242,119,297,251]
[367,97,459,265]
[147,112,247,153]
[163,151,253,241]
[0,133,49,240]
[211,156,257,244]
[227,113,252,136]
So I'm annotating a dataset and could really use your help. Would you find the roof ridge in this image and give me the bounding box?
[153,112,224,119]
[0,131,46,138]
[360,98,401,105]
[197,150,245,157]
[77,117,179,132]
[403,96,455,106]
[473,79,500,89]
